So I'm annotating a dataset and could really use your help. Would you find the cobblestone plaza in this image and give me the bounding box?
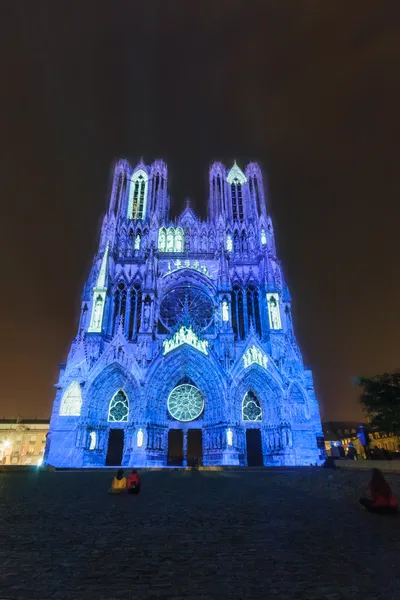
[1,468,400,599]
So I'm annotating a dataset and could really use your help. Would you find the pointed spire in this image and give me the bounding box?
[227,161,247,184]
[96,243,109,289]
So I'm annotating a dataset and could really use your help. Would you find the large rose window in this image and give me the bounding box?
[159,286,214,332]
[167,384,204,422]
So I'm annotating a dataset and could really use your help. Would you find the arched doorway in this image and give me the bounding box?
[246,429,263,466]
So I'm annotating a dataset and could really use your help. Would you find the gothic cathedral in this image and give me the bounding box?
[46,159,324,468]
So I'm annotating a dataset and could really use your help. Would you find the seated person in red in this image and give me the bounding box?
[126,469,141,495]
[360,468,398,514]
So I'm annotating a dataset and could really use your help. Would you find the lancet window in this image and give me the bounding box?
[112,282,127,335]
[242,391,262,422]
[114,172,127,216]
[59,381,82,416]
[128,284,142,340]
[232,285,262,340]
[129,170,148,220]
[232,286,245,340]
[231,178,244,221]
[108,389,129,422]
[246,285,261,336]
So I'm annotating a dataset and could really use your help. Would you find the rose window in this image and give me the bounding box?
[167,384,204,422]
[159,286,214,332]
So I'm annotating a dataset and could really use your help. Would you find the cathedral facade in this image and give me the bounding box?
[46,159,324,468]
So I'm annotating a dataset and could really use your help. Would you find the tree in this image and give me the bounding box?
[359,372,400,435]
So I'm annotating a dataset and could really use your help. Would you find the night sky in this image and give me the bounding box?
[1,1,400,421]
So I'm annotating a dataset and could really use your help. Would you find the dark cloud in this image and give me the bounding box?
[1,0,400,419]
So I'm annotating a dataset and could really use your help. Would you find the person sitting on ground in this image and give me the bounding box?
[360,468,398,514]
[110,469,127,493]
[126,469,141,494]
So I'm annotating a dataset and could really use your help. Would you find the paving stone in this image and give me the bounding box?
[1,469,400,599]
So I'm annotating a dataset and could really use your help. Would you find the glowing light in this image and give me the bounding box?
[222,301,229,322]
[158,228,166,252]
[242,391,262,421]
[137,429,144,448]
[127,169,148,220]
[175,228,184,252]
[134,234,141,250]
[88,244,109,333]
[267,293,282,330]
[37,457,43,467]
[227,428,233,446]
[89,431,97,450]
[167,384,204,422]
[227,161,247,184]
[243,346,268,370]
[261,229,267,245]
[3,440,11,448]
[163,259,210,278]
[163,325,208,356]
[158,227,185,253]
[108,389,129,422]
[226,235,233,252]
[59,381,82,416]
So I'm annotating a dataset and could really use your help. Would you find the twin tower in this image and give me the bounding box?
[45,158,324,469]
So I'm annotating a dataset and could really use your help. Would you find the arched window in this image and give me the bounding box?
[242,391,262,422]
[166,228,175,252]
[108,389,129,422]
[128,283,142,340]
[267,293,282,330]
[232,285,245,340]
[246,285,261,337]
[89,431,96,450]
[158,228,167,252]
[59,381,82,416]
[112,283,127,336]
[129,170,148,220]
[175,228,184,252]
[231,179,243,221]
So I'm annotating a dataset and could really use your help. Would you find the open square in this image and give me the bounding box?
[1,468,400,599]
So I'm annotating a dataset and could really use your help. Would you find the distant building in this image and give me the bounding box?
[322,421,400,457]
[0,419,49,466]
[47,159,324,468]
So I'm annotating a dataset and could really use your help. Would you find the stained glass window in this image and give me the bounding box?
[108,389,129,422]
[129,170,148,220]
[59,381,82,416]
[242,391,262,422]
[168,384,204,422]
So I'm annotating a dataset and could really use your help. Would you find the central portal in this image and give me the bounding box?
[167,430,183,466]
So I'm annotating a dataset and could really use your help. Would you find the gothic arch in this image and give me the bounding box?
[145,344,226,424]
[288,381,310,420]
[59,381,83,416]
[230,368,283,425]
[85,363,143,423]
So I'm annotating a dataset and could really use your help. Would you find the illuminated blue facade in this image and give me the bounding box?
[46,159,324,468]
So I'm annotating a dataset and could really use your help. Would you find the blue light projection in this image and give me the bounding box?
[46,159,324,468]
